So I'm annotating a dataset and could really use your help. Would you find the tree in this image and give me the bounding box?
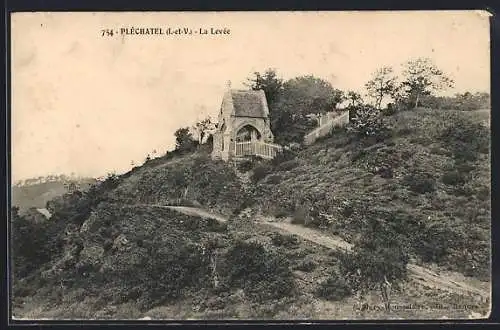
[346,91,363,107]
[401,58,454,108]
[339,217,410,311]
[191,116,216,145]
[280,75,344,115]
[174,127,198,153]
[246,68,284,107]
[273,75,344,144]
[365,66,397,110]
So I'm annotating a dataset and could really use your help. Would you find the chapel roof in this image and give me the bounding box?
[230,90,267,118]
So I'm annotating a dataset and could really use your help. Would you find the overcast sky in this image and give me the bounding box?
[11,11,491,181]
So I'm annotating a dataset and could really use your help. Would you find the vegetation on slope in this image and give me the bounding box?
[250,108,490,281]
[11,61,491,319]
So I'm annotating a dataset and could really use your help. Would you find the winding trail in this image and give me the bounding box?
[141,204,490,301]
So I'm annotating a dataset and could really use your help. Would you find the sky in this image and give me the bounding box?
[11,11,491,181]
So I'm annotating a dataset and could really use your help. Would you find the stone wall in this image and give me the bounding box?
[304,110,350,145]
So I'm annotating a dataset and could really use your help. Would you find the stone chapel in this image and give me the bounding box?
[211,82,278,161]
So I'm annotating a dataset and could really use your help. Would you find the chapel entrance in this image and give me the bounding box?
[235,125,261,142]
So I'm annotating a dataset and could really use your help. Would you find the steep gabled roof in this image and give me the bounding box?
[230,90,267,118]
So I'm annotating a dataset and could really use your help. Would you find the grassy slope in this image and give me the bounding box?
[256,108,490,280]
[12,109,491,319]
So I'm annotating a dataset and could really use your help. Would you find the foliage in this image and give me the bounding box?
[191,116,216,145]
[279,75,344,116]
[265,174,283,185]
[438,113,489,162]
[315,271,352,301]
[236,159,255,173]
[420,92,490,111]
[275,159,300,172]
[251,163,273,183]
[293,258,317,272]
[400,57,454,108]
[291,206,309,225]
[411,220,462,264]
[224,240,295,301]
[402,169,436,194]
[365,66,398,109]
[249,69,344,145]
[174,127,198,153]
[246,68,284,106]
[346,90,363,107]
[347,105,392,141]
[339,218,410,296]
[271,148,297,167]
[441,171,468,186]
[11,207,52,278]
[269,232,300,248]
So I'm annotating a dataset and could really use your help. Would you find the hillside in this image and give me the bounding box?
[11,108,491,320]
[12,176,97,213]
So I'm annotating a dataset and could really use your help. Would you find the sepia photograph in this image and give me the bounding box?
[9,11,491,320]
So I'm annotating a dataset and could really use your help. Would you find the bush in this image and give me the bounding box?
[412,221,461,264]
[275,159,299,172]
[272,207,291,218]
[441,171,467,186]
[224,240,295,301]
[251,164,273,183]
[269,233,300,248]
[293,258,317,272]
[347,105,392,142]
[271,149,297,167]
[439,114,490,162]
[402,171,436,194]
[339,231,409,296]
[237,159,255,173]
[382,103,397,116]
[315,272,352,301]
[11,207,53,278]
[291,206,309,225]
[265,174,283,185]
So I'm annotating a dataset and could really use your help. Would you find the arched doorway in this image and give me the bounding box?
[236,124,261,142]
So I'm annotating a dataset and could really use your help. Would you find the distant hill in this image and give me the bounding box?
[11,175,97,212]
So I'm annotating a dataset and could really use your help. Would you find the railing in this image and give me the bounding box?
[234,141,283,159]
[304,110,350,145]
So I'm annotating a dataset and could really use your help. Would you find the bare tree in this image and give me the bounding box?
[365,66,398,110]
[401,57,454,108]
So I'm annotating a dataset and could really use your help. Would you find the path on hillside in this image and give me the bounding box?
[140,204,490,301]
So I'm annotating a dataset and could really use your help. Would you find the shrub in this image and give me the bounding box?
[439,113,490,162]
[412,221,461,264]
[224,240,295,301]
[276,159,299,172]
[441,171,467,186]
[315,272,352,301]
[270,233,300,248]
[11,207,53,278]
[291,206,309,225]
[251,164,273,183]
[237,159,255,173]
[272,207,291,218]
[402,171,436,194]
[347,105,392,142]
[382,103,397,116]
[294,258,317,272]
[266,174,283,185]
[339,230,409,298]
[271,149,297,167]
